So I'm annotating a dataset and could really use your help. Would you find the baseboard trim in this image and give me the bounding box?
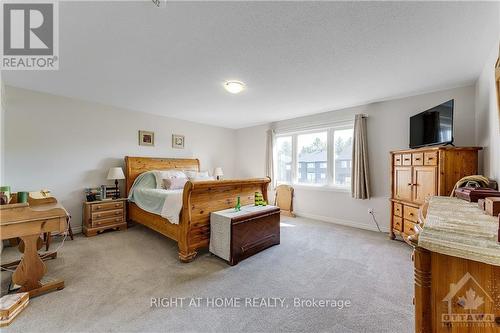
[293,211,389,233]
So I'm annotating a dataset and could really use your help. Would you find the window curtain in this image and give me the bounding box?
[351,114,370,199]
[266,129,276,188]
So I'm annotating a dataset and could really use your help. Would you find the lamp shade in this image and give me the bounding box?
[214,167,224,176]
[107,167,125,180]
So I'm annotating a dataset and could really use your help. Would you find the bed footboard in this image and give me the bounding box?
[178,178,271,262]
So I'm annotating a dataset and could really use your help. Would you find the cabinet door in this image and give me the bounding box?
[394,167,412,202]
[413,166,437,204]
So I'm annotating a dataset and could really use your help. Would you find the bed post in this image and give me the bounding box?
[178,181,197,262]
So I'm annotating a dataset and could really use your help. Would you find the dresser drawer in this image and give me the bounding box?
[424,152,438,166]
[92,209,123,221]
[92,216,124,227]
[404,206,419,222]
[91,201,124,212]
[393,216,403,232]
[412,153,424,166]
[402,154,412,166]
[394,154,402,166]
[404,220,417,236]
[393,202,403,217]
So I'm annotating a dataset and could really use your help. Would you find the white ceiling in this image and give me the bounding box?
[4,1,499,129]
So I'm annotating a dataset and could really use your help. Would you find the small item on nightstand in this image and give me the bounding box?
[235,196,241,212]
[84,188,99,202]
[214,167,223,180]
[485,197,500,216]
[107,167,125,199]
[100,185,107,200]
[478,199,486,210]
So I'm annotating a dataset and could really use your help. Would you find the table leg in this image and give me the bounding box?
[12,234,47,292]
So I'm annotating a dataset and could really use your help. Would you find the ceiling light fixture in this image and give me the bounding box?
[224,81,245,94]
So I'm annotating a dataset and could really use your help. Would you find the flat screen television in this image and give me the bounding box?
[409,99,454,148]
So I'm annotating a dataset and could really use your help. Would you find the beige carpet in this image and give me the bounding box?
[1,217,414,332]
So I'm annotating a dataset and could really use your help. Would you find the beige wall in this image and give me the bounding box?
[4,86,237,232]
[236,86,477,231]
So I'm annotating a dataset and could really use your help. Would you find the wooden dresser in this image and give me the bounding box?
[83,198,127,236]
[389,146,481,241]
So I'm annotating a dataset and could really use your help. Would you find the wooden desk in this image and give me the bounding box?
[0,198,68,297]
[410,197,500,333]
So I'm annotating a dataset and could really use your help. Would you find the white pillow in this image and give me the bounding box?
[185,170,210,179]
[159,170,187,179]
[190,176,216,181]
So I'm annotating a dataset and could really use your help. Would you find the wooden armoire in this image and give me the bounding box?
[389,146,481,240]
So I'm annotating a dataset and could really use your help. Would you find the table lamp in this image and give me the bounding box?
[214,167,224,180]
[107,167,125,199]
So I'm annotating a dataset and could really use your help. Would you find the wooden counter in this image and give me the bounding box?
[411,197,500,333]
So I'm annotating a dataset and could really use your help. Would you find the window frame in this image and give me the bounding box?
[275,123,354,191]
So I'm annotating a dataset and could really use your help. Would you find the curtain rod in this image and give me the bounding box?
[273,119,354,134]
[272,113,368,134]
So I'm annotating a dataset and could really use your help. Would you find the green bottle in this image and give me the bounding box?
[235,196,241,212]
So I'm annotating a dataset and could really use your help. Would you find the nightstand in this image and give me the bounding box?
[83,198,127,237]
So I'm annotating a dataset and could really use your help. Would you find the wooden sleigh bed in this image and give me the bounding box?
[124,157,270,262]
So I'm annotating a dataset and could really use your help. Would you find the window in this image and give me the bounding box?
[334,128,354,186]
[275,124,353,188]
[276,136,292,184]
[297,131,327,184]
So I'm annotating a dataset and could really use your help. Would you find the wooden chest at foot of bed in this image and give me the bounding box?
[210,205,280,265]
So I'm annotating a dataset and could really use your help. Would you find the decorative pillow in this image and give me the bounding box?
[162,177,188,190]
[152,170,187,189]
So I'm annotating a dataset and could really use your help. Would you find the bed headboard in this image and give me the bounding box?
[124,156,200,195]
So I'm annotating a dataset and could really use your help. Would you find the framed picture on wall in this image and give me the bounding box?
[139,130,154,146]
[172,134,185,149]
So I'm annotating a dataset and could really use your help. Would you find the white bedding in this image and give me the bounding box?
[131,188,183,224]
[160,189,183,224]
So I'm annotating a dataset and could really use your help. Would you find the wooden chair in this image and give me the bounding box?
[274,185,295,217]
